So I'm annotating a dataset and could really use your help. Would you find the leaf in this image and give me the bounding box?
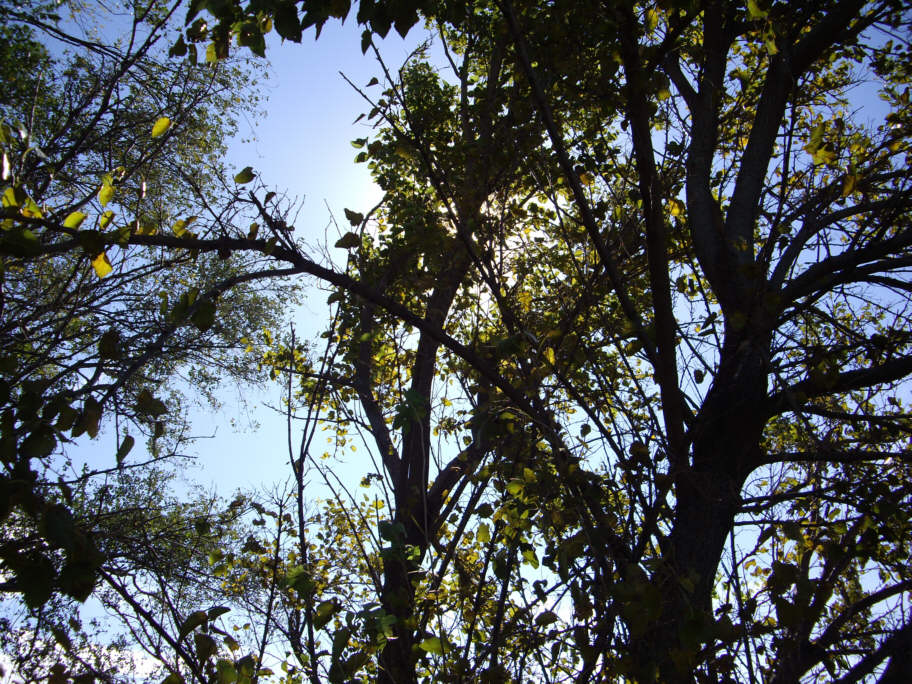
[207,605,231,621]
[99,210,115,229]
[98,329,122,359]
[191,298,217,332]
[842,171,860,197]
[343,208,364,226]
[63,211,87,229]
[91,252,113,278]
[178,610,209,640]
[151,117,171,138]
[2,185,26,207]
[668,198,685,217]
[215,659,237,684]
[98,181,114,207]
[477,522,491,543]
[418,636,444,655]
[234,166,256,184]
[161,675,184,684]
[646,8,659,31]
[335,232,361,249]
[747,0,768,20]
[136,388,168,417]
[506,479,524,496]
[535,610,559,627]
[366,77,379,87]
[116,435,134,465]
[313,600,338,630]
[194,632,218,662]
[544,347,556,365]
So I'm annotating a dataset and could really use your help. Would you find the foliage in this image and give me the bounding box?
[0,0,291,618]
[178,0,912,682]
[5,0,912,683]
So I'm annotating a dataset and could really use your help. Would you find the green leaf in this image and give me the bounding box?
[747,0,768,20]
[215,659,237,684]
[194,632,218,662]
[334,232,361,249]
[506,479,524,496]
[151,117,171,138]
[115,435,134,465]
[343,208,364,226]
[477,522,491,543]
[191,298,217,332]
[418,636,444,655]
[98,329,122,359]
[234,166,256,184]
[178,610,208,640]
[313,600,339,630]
[207,605,231,620]
[136,388,168,417]
[274,3,302,42]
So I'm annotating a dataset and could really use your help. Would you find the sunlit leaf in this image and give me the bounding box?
[91,252,113,278]
[151,117,171,138]
[63,211,87,229]
[98,181,114,207]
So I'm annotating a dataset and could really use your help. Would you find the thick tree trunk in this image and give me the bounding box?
[377,550,419,684]
[633,338,770,682]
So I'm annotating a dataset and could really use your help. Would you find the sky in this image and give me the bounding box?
[173,20,436,496]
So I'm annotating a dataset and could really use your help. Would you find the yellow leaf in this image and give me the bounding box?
[151,117,171,138]
[646,8,659,31]
[517,290,532,312]
[63,211,87,229]
[91,252,113,278]
[2,186,20,207]
[544,347,556,365]
[21,197,42,218]
[172,219,188,237]
[99,210,115,229]
[477,523,491,544]
[841,172,860,197]
[668,198,686,217]
[99,182,114,207]
[579,171,595,185]
[747,0,768,20]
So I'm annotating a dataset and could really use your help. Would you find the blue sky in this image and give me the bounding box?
[182,21,435,495]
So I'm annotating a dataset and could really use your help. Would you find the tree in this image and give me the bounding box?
[0,0,290,616]
[175,1,912,682]
[7,0,912,682]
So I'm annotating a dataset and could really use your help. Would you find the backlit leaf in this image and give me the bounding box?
[234,166,256,184]
[418,637,444,655]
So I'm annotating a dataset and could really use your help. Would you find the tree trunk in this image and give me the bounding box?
[633,338,770,681]
[377,549,419,684]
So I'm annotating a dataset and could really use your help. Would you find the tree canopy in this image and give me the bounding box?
[3,0,912,683]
